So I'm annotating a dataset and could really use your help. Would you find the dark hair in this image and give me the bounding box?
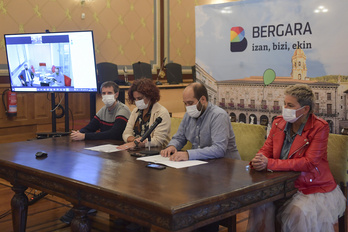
[285,84,314,113]
[100,81,119,93]
[190,83,209,101]
[128,78,160,104]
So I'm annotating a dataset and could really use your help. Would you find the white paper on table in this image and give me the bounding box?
[137,155,207,169]
[85,144,123,153]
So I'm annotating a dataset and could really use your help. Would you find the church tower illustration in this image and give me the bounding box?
[291,48,307,80]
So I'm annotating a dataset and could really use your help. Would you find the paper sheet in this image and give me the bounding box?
[85,144,123,153]
[137,155,207,169]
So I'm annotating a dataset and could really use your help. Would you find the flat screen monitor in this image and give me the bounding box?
[4,30,97,92]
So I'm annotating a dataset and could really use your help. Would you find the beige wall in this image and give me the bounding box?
[0,0,203,142]
[0,0,201,76]
[0,0,239,143]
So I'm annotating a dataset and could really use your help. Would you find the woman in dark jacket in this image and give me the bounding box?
[248,84,346,232]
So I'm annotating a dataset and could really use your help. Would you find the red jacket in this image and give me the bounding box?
[259,114,336,194]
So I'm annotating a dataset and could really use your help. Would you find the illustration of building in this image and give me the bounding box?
[291,48,308,81]
[196,49,348,134]
[195,63,218,105]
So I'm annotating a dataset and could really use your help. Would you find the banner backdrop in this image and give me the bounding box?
[196,0,348,81]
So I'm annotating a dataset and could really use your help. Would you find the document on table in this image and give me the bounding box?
[85,144,123,153]
[137,155,207,169]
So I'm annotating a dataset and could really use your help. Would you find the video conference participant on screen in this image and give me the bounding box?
[18,63,34,86]
[70,81,131,141]
[118,78,171,150]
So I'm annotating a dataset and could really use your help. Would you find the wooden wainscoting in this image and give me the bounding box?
[0,85,91,144]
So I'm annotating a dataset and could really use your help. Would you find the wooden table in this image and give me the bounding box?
[0,137,299,232]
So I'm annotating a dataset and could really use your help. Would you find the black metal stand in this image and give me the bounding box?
[49,92,69,134]
[64,92,69,132]
[90,93,96,121]
[51,93,56,132]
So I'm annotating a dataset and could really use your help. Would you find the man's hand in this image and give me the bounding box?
[169,151,189,161]
[160,146,177,157]
[251,153,268,171]
[70,130,85,141]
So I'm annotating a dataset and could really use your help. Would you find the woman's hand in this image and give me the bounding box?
[117,138,146,150]
[117,142,136,150]
[251,153,268,171]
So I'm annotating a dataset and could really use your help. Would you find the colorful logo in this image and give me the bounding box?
[230,27,248,52]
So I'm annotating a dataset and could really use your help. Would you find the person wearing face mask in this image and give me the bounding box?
[70,81,131,141]
[118,78,171,150]
[247,84,346,232]
[161,83,240,161]
[18,63,34,86]
[62,81,131,224]
[160,83,240,232]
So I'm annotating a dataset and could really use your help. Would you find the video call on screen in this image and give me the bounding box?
[5,31,98,93]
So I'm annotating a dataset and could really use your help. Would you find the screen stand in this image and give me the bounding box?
[48,93,69,135]
[51,93,56,132]
[64,93,69,132]
[90,93,96,120]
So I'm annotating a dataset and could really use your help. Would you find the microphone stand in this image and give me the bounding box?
[134,117,162,156]
[156,59,166,85]
[139,136,158,156]
[123,66,131,86]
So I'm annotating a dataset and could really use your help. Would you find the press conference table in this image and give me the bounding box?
[0,137,299,232]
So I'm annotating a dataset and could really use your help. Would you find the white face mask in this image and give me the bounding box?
[186,98,202,118]
[282,106,304,123]
[135,99,149,110]
[102,94,116,107]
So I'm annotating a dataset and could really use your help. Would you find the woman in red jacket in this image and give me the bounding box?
[248,84,346,232]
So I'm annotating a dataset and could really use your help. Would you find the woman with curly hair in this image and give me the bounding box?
[118,78,171,149]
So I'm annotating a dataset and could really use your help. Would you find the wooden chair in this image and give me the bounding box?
[327,133,348,232]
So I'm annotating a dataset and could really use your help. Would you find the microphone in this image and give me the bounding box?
[163,57,167,63]
[139,117,162,142]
